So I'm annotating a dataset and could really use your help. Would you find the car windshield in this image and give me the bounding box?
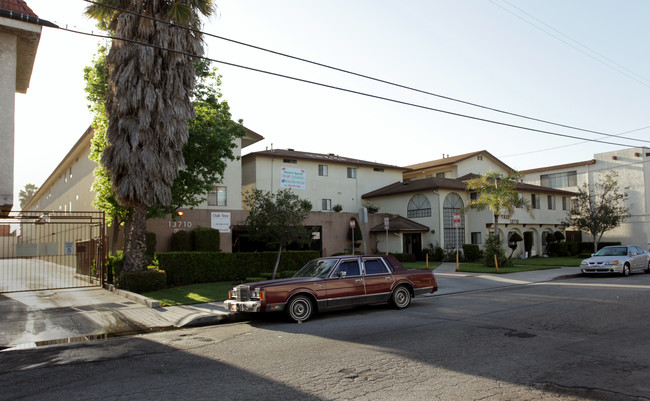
[595,247,628,257]
[293,259,339,278]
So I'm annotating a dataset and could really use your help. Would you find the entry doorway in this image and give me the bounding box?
[403,233,422,260]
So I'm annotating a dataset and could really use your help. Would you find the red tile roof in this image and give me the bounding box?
[0,0,38,17]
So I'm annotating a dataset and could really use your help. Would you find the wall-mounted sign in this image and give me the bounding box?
[211,212,231,233]
[280,167,306,189]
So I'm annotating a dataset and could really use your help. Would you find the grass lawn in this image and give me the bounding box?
[143,282,233,307]
[458,256,581,274]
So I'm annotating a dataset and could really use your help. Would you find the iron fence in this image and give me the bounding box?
[0,211,106,293]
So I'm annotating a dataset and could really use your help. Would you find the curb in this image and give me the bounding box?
[104,284,161,308]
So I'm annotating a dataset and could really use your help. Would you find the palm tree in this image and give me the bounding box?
[86,0,214,271]
[465,171,532,238]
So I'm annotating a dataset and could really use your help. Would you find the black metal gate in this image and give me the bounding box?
[0,211,106,293]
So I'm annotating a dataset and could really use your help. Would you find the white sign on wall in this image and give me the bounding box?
[280,167,306,189]
[211,212,231,233]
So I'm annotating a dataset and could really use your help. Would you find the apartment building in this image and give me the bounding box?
[364,151,575,258]
[522,147,650,248]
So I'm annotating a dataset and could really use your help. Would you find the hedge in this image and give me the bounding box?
[462,244,480,262]
[547,241,622,257]
[192,227,220,252]
[156,250,320,286]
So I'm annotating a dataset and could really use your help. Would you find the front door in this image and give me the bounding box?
[403,233,422,260]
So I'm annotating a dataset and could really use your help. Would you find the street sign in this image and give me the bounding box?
[349,219,356,228]
[384,217,390,230]
[453,213,461,228]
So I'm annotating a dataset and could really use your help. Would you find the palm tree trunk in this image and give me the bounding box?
[122,202,147,272]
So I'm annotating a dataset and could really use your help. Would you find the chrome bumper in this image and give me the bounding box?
[224,300,262,312]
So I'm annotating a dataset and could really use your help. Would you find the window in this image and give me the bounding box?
[363,259,388,275]
[436,172,445,178]
[516,193,524,208]
[283,159,297,164]
[373,167,384,172]
[407,194,431,218]
[336,260,360,276]
[547,195,556,210]
[562,196,568,211]
[470,192,479,201]
[531,194,540,209]
[322,199,332,211]
[471,232,482,245]
[540,171,577,188]
[443,193,465,249]
[571,198,579,211]
[208,186,227,206]
[318,165,328,176]
[347,168,356,179]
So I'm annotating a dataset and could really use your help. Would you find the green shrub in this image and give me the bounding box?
[146,232,157,259]
[171,230,192,251]
[554,231,565,242]
[120,268,167,293]
[482,235,510,267]
[106,251,124,284]
[389,253,416,263]
[192,227,220,252]
[462,244,480,262]
[431,246,444,262]
[156,250,319,286]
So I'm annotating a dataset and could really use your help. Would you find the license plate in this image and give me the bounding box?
[230,304,238,311]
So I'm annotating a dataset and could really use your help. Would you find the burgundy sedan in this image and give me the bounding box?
[225,255,437,322]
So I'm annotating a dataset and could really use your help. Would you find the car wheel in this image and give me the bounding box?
[390,285,412,309]
[286,295,313,323]
[622,263,631,277]
[645,261,650,274]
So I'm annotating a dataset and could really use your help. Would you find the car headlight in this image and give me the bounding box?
[580,260,588,265]
[251,288,265,301]
[604,260,620,265]
[229,288,238,299]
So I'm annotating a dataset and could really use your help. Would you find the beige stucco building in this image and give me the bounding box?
[241,148,406,213]
[522,147,650,248]
[364,151,575,258]
[0,1,46,215]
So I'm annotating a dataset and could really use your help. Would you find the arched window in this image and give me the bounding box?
[407,194,431,218]
[443,193,465,249]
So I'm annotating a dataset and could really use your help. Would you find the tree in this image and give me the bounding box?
[18,183,38,209]
[465,171,532,238]
[243,189,312,279]
[86,1,215,272]
[562,171,629,253]
[507,232,522,259]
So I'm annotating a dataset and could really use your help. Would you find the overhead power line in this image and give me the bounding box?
[55,22,650,151]
[81,0,649,144]
[490,0,650,88]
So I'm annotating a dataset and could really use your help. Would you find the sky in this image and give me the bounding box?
[13,0,650,201]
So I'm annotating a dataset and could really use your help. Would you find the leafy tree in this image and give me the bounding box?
[84,49,245,255]
[86,0,215,272]
[243,189,312,279]
[465,171,532,238]
[18,183,38,209]
[562,171,629,253]
[507,232,522,259]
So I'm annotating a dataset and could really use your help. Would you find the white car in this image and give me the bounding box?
[580,245,650,276]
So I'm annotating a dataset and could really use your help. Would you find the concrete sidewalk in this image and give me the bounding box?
[0,263,582,350]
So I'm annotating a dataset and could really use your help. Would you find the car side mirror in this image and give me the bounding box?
[337,270,347,279]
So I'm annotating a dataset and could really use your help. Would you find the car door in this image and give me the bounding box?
[632,247,646,272]
[325,259,365,308]
[361,257,394,304]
